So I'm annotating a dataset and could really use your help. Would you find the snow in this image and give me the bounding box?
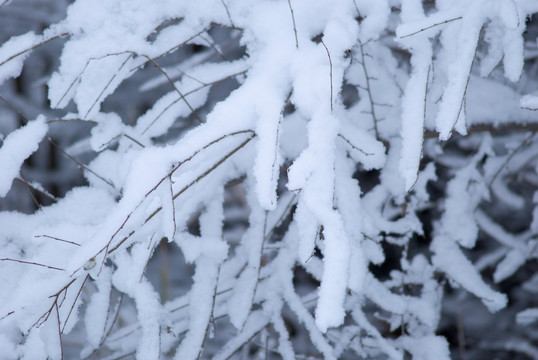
[1,0,537,358]
[85,267,112,348]
[397,0,432,191]
[89,112,125,152]
[399,335,450,360]
[315,212,350,332]
[435,1,486,140]
[517,308,538,325]
[0,32,38,84]
[432,234,507,312]
[228,190,265,329]
[521,94,538,110]
[0,116,48,197]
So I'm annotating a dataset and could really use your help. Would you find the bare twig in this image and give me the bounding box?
[84,53,133,118]
[356,40,380,139]
[123,134,145,148]
[320,39,333,112]
[19,171,41,209]
[54,51,132,109]
[61,275,88,333]
[287,0,299,49]
[83,294,125,359]
[35,235,81,247]
[455,49,477,133]
[130,28,209,71]
[169,174,177,239]
[47,137,116,190]
[54,302,64,360]
[141,55,204,123]
[399,17,462,39]
[198,34,227,61]
[198,267,221,360]
[141,69,247,135]
[0,258,64,271]
[106,130,255,255]
[488,132,536,188]
[47,118,98,125]
[338,134,373,155]
[0,33,69,68]
[0,95,116,190]
[220,0,236,29]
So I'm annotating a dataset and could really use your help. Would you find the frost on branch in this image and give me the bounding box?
[1,0,538,359]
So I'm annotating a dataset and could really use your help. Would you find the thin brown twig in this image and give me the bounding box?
[84,53,133,118]
[55,302,64,360]
[198,34,227,61]
[130,28,209,72]
[356,40,380,140]
[320,39,333,112]
[123,134,145,148]
[287,0,299,49]
[47,137,116,189]
[35,235,81,246]
[0,33,69,68]
[141,55,204,123]
[105,130,255,256]
[169,175,177,239]
[198,266,221,360]
[54,51,132,109]
[84,294,125,360]
[338,134,373,155]
[0,258,64,271]
[19,170,41,209]
[454,49,477,135]
[140,69,247,135]
[47,118,98,125]
[0,94,30,125]
[399,17,462,39]
[220,0,236,29]
[0,95,116,190]
[61,275,88,333]
[488,132,536,188]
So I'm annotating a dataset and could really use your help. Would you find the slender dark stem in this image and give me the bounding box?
[488,132,536,188]
[130,28,209,72]
[357,41,380,140]
[0,258,64,271]
[123,134,145,148]
[140,69,247,135]
[338,134,373,155]
[220,0,236,29]
[47,137,116,189]
[61,275,88,333]
[399,17,462,39]
[142,55,204,123]
[106,130,255,255]
[19,171,41,209]
[320,40,333,112]
[84,53,132,118]
[0,33,69,68]
[287,0,299,48]
[35,235,80,246]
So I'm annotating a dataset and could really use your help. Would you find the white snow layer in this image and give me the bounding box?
[0,116,48,197]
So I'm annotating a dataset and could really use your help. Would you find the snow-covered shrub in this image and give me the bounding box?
[1,0,538,358]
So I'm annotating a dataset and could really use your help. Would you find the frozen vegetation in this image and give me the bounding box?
[0,0,538,359]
